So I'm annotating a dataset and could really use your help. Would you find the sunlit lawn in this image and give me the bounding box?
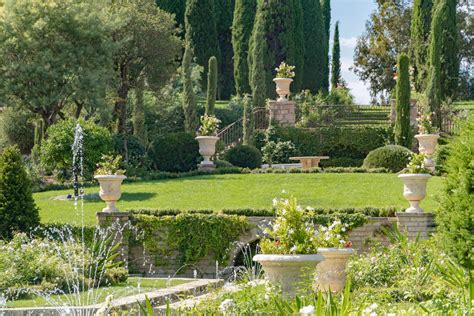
[34,173,444,226]
[7,277,191,308]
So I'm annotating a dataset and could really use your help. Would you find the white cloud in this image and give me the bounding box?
[346,80,371,105]
[340,37,357,49]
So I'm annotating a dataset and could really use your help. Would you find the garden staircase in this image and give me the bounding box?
[217,107,269,149]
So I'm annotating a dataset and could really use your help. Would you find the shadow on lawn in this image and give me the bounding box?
[121,192,157,201]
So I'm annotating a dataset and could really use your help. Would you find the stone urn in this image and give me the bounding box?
[398,174,432,213]
[195,136,219,169]
[94,175,127,212]
[273,78,293,102]
[415,134,440,172]
[253,254,325,297]
[315,248,355,292]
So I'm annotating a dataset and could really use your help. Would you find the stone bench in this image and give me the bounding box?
[289,156,329,170]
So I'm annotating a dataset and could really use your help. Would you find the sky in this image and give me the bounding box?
[331,0,377,104]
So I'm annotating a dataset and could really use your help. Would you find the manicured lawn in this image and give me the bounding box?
[6,277,191,308]
[34,173,444,226]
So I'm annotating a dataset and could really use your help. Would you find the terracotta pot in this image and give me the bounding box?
[196,136,219,168]
[415,134,439,172]
[315,248,354,292]
[273,78,293,102]
[94,175,127,212]
[253,254,324,297]
[398,174,432,213]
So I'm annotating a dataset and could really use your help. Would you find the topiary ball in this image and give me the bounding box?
[362,145,412,172]
[224,145,262,169]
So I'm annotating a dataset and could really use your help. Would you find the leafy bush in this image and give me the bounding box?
[113,134,146,169]
[262,140,297,164]
[320,157,364,167]
[363,145,413,172]
[433,143,450,175]
[437,120,474,270]
[224,145,262,169]
[215,159,234,168]
[148,132,200,172]
[0,108,35,154]
[40,119,113,178]
[0,146,40,240]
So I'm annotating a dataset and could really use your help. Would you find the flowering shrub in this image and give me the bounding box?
[198,115,221,136]
[403,153,430,174]
[417,112,438,135]
[314,220,352,248]
[260,196,319,254]
[275,62,295,79]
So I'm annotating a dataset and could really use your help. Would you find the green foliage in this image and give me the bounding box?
[0,108,35,155]
[148,132,199,172]
[301,0,326,93]
[394,53,412,148]
[232,0,256,96]
[437,120,474,270]
[242,95,254,146]
[112,134,147,170]
[224,145,262,169]
[40,119,113,178]
[133,78,148,147]
[185,0,220,89]
[320,0,331,93]
[182,44,199,133]
[0,146,39,240]
[275,62,296,79]
[410,0,433,92]
[95,155,125,176]
[292,0,305,92]
[134,213,249,264]
[156,0,186,29]
[215,160,234,168]
[262,141,297,165]
[331,21,341,89]
[363,145,413,172]
[206,56,218,115]
[197,115,221,136]
[404,153,430,174]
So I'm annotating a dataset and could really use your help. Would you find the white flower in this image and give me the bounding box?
[272,198,278,206]
[288,229,294,235]
[218,299,236,315]
[306,206,314,211]
[299,305,315,316]
[290,245,297,253]
[341,227,346,232]
[339,240,345,244]
[369,303,378,310]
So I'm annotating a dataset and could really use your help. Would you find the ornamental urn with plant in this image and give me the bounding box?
[415,112,439,172]
[398,153,431,213]
[253,195,325,297]
[314,220,354,292]
[94,154,126,213]
[273,62,295,102]
[195,115,221,169]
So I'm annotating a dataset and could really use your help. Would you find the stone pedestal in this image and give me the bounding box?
[97,211,130,267]
[268,100,296,126]
[396,212,435,240]
[198,163,216,172]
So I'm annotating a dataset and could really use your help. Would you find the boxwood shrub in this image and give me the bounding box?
[363,145,413,172]
[224,145,262,169]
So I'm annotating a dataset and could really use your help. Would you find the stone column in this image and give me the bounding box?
[268,100,296,126]
[97,211,130,267]
[396,212,435,240]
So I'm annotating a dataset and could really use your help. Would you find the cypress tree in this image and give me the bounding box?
[410,0,433,92]
[331,21,341,90]
[248,4,267,108]
[292,0,305,92]
[232,0,256,97]
[133,76,147,146]
[248,0,298,100]
[320,0,331,93]
[242,94,254,146]
[185,0,220,89]
[394,53,412,149]
[301,0,325,93]
[0,146,40,240]
[182,44,198,133]
[206,56,218,115]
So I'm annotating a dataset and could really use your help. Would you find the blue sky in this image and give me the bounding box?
[331,0,377,104]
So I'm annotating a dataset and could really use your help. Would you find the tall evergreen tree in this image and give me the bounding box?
[185,0,220,89]
[292,0,305,92]
[320,0,331,93]
[242,95,254,146]
[182,44,198,133]
[394,53,412,149]
[206,56,218,115]
[301,0,325,93]
[232,0,256,97]
[133,76,147,146]
[248,0,298,100]
[214,0,235,99]
[156,0,186,31]
[331,21,341,90]
[410,0,433,92]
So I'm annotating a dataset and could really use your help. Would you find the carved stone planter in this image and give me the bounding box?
[315,248,354,292]
[398,174,432,213]
[196,136,219,170]
[273,78,293,102]
[415,134,439,172]
[253,254,324,297]
[94,175,127,212]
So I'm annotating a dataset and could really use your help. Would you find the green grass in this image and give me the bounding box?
[454,100,474,110]
[34,173,444,226]
[6,277,191,308]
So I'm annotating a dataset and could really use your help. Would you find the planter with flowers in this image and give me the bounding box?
[398,153,431,213]
[273,62,295,102]
[94,154,126,212]
[415,112,439,172]
[196,115,221,170]
[253,196,324,297]
[314,220,354,292]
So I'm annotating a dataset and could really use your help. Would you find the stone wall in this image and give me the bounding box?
[268,100,296,126]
